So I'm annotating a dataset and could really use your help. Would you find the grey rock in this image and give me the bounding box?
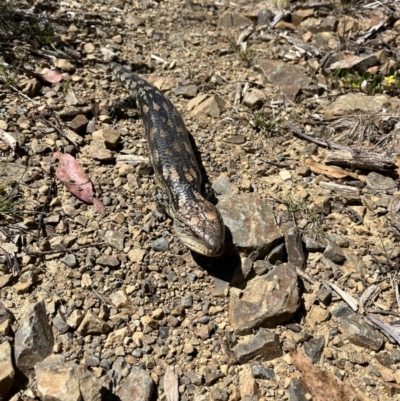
[256,59,312,101]
[185,371,203,386]
[218,11,253,28]
[14,301,54,377]
[243,89,266,108]
[151,237,169,252]
[376,350,400,367]
[104,230,125,250]
[303,235,326,252]
[366,172,397,191]
[14,271,35,294]
[116,367,155,401]
[181,295,193,308]
[217,194,283,259]
[61,254,77,268]
[0,341,14,399]
[324,93,391,120]
[287,379,308,401]
[282,221,305,269]
[175,84,197,98]
[31,141,50,154]
[332,304,355,318]
[212,174,232,195]
[341,314,384,351]
[266,242,285,264]
[96,255,120,267]
[205,370,224,386]
[316,289,332,306]
[0,302,13,326]
[323,241,345,264]
[304,337,325,364]
[36,354,102,401]
[251,364,275,380]
[229,263,299,334]
[233,328,282,364]
[210,387,229,401]
[53,312,70,334]
[257,9,274,25]
[253,260,271,276]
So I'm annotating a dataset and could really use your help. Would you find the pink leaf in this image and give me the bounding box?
[53,152,105,214]
[39,70,70,83]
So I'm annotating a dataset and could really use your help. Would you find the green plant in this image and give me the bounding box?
[60,80,73,92]
[321,67,400,96]
[246,110,281,135]
[0,161,21,217]
[232,42,254,67]
[0,59,23,88]
[284,195,327,240]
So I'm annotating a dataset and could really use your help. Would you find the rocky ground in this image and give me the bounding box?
[1,0,400,400]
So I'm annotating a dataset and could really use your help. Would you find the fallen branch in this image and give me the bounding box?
[324,148,396,171]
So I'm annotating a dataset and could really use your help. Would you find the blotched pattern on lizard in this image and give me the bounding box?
[109,61,225,257]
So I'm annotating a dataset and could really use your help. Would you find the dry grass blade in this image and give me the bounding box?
[365,314,400,345]
[325,281,358,311]
[330,113,400,152]
[359,284,380,314]
[330,113,381,145]
[164,366,179,401]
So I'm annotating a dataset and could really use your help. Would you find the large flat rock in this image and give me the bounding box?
[217,194,283,259]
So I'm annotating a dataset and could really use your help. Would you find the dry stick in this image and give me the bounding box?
[296,267,320,285]
[38,114,79,150]
[37,178,56,239]
[292,1,333,9]
[91,285,109,306]
[367,309,400,318]
[286,122,348,150]
[26,242,107,256]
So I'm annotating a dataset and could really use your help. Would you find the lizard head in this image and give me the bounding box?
[174,198,225,257]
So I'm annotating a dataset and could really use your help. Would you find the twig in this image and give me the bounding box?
[292,2,333,10]
[91,285,109,306]
[37,178,56,239]
[38,114,79,150]
[296,267,320,285]
[25,242,107,256]
[0,245,20,275]
[9,85,35,105]
[367,309,400,318]
[286,122,349,150]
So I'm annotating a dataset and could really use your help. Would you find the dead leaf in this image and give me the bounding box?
[290,350,367,401]
[305,159,361,180]
[164,366,179,401]
[53,151,105,214]
[38,70,70,83]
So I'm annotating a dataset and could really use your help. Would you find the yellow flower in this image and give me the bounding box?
[384,75,397,85]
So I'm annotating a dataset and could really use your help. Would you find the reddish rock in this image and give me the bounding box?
[229,263,299,334]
